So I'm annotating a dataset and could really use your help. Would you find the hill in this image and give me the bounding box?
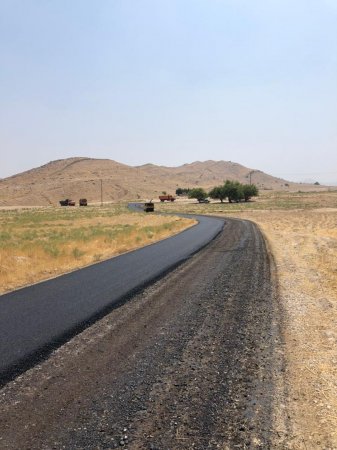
[0,157,325,206]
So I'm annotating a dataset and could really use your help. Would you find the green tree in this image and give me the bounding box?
[175,187,190,196]
[209,185,227,203]
[242,184,259,202]
[223,180,244,203]
[188,188,208,202]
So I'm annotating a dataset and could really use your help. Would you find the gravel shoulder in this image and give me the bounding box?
[223,210,337,449]
[0,218,286,449]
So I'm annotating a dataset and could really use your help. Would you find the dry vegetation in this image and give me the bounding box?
[0,205,195,294]
[158,190,337,448]
[222,209,336,448]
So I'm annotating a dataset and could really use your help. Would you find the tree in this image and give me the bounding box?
[223,180,244,203]
[209,185,227,203]
[242,184,259,202]
[188,188,208,202]
[176,187,190,196]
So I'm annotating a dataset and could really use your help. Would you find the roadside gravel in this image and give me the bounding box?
[0,218,286,449]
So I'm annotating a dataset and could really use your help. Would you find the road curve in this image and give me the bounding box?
[0,213,223,384]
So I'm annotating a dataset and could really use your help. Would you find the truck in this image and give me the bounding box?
[79,198,88,206]
[59,199,75,206]
[159,194,175,202]
[144,201,154,212]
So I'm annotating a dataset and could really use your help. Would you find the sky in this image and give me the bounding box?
[1,0,336,183]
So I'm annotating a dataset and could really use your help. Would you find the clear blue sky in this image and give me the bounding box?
[1,0,336,183]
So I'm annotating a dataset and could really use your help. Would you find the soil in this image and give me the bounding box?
[0,219,287,449]
[224,210,337,449]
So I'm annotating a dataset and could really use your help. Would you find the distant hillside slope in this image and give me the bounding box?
[0,157,323,206]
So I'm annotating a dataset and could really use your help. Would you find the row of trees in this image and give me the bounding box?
[175,187,191,196]
[176,180,258,203]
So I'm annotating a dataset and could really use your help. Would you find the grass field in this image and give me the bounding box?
[156,189,337,214]
[0,205,195,294]
[158,189,337,448]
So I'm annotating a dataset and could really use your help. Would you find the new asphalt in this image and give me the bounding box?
[0,212,224,384]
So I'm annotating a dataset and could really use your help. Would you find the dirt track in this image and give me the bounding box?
[0,219,287,449]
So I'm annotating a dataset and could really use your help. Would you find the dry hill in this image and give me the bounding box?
[0,157,324,206]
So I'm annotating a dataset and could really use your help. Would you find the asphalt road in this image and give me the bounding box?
[0,213,223,384]
[0,217,285,449]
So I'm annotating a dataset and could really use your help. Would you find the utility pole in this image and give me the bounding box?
[100,179,103,206]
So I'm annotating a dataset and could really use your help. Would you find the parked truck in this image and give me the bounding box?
[158,194,175,202]
[144,201,154,212]
[59,199,75,206]
[79,198,88,206]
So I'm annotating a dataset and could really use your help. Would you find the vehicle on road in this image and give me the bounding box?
[198,198,210,203]
[144,202,154,212]
[79,198,88,206]
[59,199,75,206]
[159,194,175,202]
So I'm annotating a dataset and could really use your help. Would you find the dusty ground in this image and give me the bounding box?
[223,209,337,449]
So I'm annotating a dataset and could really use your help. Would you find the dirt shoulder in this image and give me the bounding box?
[0,219,284,449]
[222,209,337,448]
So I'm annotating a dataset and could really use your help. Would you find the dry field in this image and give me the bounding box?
[225,208,337,449]
[158,190,337,448]
[0,205,195,294]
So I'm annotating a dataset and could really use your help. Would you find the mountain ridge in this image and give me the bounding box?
[0,157,325,206]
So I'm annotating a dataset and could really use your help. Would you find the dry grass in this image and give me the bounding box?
[0,205,195,294]
[155,189,337,214]
[220,208,337,448]
[159,191,337,447]
[251,211,336,447]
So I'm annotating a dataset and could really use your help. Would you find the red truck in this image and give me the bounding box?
[159,195,176,202]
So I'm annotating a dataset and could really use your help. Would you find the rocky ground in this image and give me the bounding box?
[0,219,287,449]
